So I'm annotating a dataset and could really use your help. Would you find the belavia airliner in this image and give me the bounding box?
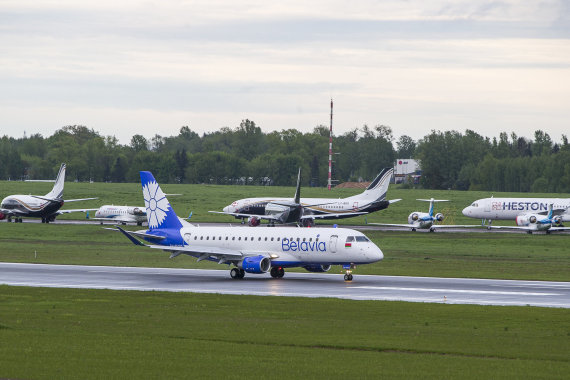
[111,171,384,281]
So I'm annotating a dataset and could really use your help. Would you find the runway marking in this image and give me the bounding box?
[351,286,559,296]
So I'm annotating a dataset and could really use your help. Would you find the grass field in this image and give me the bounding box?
[1,286,569,379]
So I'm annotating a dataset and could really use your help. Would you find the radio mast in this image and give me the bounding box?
[328,99,333,190]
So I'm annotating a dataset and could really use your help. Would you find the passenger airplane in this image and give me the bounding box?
[0,163,97,223]
[371,198,479,232]
[462,197,570,223]
[94,205,147,225]
[215,168,400,226]
[111,171,384,281]
[463,198,570,234]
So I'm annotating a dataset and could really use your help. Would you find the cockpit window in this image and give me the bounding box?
[471,203,478,207]
[346,236,355,242]
[355,236,370,242]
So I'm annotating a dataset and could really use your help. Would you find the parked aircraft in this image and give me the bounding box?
[0,163,97,223]
[370,198,480,232]
[465,201,570,234]
[94,205,147,225]
[462,197,570,225]
[111,171,384,281]
[214,168,399,226]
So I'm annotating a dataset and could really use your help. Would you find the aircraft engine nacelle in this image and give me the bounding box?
[129,207,145,216]
[248,216,261,227]
[409,213,419,222]
[303,264,332,273]
[0,212,5,220]
[516,215,537,226]
[552,215,562,225]
[239,255,271,274]
[434,213,444,222]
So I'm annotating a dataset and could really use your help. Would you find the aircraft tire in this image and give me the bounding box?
[270,267,279,278]
[230,268,240,279]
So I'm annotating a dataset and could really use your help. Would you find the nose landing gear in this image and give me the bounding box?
[343,264,355,282]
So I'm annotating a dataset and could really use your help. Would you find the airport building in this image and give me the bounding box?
[394,159,421,184]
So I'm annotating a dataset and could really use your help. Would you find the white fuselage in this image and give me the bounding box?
[462,198,570,221]
[224,194,378,216]
[95,205,146,224]
[166,224,383,266]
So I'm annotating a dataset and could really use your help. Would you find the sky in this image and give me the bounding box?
[1,0,569,145]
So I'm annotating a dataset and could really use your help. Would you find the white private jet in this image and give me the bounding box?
[371,198,480,232]
[215,168,400,227]
[94,205,147,225]
[110,171,384,281]
[463,198,570,234]
[0,163,97,223]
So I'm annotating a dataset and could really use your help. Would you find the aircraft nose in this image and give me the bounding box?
[462,207,470,216]
[373,245,384,261]
[223,205,232,213]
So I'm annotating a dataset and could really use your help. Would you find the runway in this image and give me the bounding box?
[6,218,568,234]
[1,263,569,308]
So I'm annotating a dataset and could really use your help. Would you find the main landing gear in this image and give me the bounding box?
[230,267,245,279]
[270,267,285,278]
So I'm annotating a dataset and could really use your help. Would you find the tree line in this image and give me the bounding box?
[0,122,568,192]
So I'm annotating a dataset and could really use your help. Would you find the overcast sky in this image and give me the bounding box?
[1,0,568,144]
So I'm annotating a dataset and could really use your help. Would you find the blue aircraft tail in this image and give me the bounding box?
[140,171,183,230]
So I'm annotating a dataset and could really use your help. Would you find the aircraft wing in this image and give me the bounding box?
[0,208,19,217]
[547,226,570,231]
[388,199,402,204]
[368,223,416,228]
[431,224,482,229]
[301,212,368,220]
[148,244,244,258]
[58,208,99,214]
[64,197,98,202]
[208,211,280,221]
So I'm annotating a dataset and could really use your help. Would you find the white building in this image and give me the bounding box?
[394,159,421,184]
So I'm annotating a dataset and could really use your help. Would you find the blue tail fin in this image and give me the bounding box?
[140,171,183,230]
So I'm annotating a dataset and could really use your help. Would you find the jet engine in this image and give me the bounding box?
[552,215,562,225]
[410,213,419,221]
[516,215,538,226]
[434,213,444,222]
[129,207,145,216]
[248,216,261,227]
[239,255,271,273]
[303,264,332,273]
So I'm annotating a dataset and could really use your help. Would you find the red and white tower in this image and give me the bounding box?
[328,99,333,190]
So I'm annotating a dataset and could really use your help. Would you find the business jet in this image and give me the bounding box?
[0,163,97,223]
[94,205,147,225]
[214,168,400,226]
[462,197,570,224]
[110,171,384,281]
[371,198,480,232]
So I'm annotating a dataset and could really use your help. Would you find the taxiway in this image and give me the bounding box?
[1,263,568,308]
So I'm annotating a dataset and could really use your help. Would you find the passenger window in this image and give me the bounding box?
[232,237,235,241]
[258,237,262,241]
[309,238,312,241]
[265,237,268,241]
[303,238,306,242]
[200,236,203,240]
[226,236,228,240]
[194,236,197,240]
[206,236,209,240]
[271,237,274,241]
[277,237,280,241]
[238,237,241,241]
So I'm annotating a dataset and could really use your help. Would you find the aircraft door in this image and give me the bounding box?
[484,201,490,213]
[353,202,358,211]
[329,235,338,253]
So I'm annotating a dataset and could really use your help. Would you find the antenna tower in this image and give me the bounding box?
[328,99,333,190]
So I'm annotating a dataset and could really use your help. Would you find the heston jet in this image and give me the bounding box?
[0,163,97,223]
[111,171,383,281]
[463,198,570,234]
[371,198,480,232]
[215,168,400,226]
[94,205,147,225]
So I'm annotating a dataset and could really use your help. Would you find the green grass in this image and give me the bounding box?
[0,286,568,379]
